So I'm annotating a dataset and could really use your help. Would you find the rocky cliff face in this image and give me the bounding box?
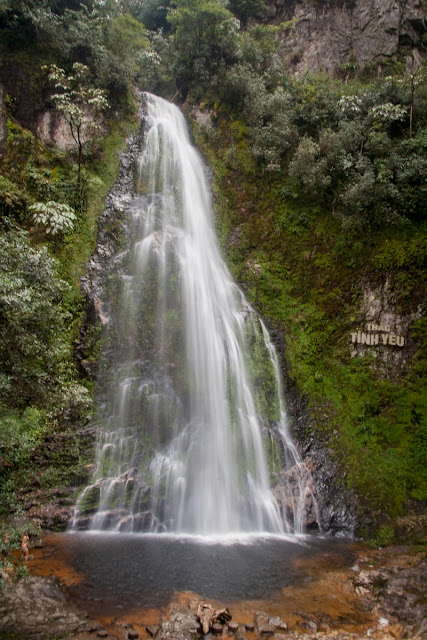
[261,0,426,75]
[0,65,78,152]
[350,280,422,381]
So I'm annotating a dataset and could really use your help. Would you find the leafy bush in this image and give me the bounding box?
[288,136,331,193]
[0,174,30,224]
[0,229,69,406]
[0,406,46,472]
[247,86,299,171]
[29,200,76,235]
[238,24,280,72]
[0,227,93,419]
[220,62,266,110]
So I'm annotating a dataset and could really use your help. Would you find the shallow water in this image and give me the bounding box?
[32,533,357,611]
[23,532,425,639]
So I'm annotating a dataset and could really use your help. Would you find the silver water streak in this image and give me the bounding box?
[74,94,314,536]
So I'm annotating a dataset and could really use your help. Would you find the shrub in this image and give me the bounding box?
[29,200,76,236]
[0,174,30,224]
[0,229,69,406]
[0,406,46,472]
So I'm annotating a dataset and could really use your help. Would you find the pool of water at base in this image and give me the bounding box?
[30,532,360,614]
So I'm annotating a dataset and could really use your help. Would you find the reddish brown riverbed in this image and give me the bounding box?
[21,531,425,639]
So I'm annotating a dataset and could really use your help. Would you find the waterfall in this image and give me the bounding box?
[74,94,315,536]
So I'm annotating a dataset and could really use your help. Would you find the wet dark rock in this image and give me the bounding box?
[255,611,270,627]
[300,619,318,632]
[76,118,146,383]
[268,328,358,536]
[132,487,152,512]
[58,497,75,507]
[353,550,427,635]
[73,463,96,484]
[127,631,139,639]
[16,426,98,532]
[78,484,101,516]
[74,516,92,530]
[51,486,76,498]
[132,511,155,532]
[117,516,134,532]
[0,576,88,639]
[25,503,73,531]
[394,511,427,545]
[188,627,200,636]
[99,509,129,528]
[70,109,154,532]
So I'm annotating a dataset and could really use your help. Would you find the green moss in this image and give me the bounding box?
[78,485,101,516]
[366,523,395,548]
[57,108,139,296]
[264,432,282,478]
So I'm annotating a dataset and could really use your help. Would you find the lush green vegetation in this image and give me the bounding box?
[0,0,425,553]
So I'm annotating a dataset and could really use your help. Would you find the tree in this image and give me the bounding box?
[133,0,172,31]
[360,102,407,154]
[0,0,40,46]
[404,56,426,138]
[0,230,69,406]
[45,62,109,192]
[104,13,150,87]
[167,0,239,89]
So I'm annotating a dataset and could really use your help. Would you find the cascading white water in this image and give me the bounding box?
[74,94,315,536]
